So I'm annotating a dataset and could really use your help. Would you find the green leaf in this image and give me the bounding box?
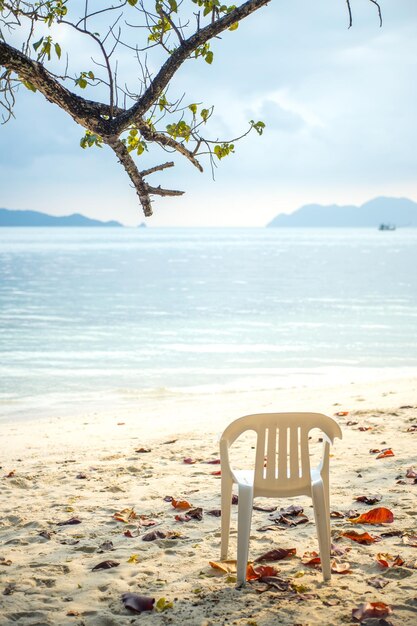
[22,80,37,93]
[87,71,95,79]
[54,42,62,59]
[205,51,214,64]
[201,108,209,122]
[228,22,239,31]
[155,597,174,612]
[189,103,197,115]
[127,0,138,5]
[78,78,87,89]
[169,0,178,11]
[33,37,44,52]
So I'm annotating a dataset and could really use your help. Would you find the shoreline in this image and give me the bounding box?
[2,365,417,426]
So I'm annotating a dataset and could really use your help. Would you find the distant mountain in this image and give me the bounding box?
[0,208,123,227]
[267,197,417,227]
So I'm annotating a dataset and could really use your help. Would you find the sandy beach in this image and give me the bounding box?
[1,374,417,625]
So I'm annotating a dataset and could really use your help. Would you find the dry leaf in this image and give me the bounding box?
[406,467,417,478]
[271,505,304,518]
[127,554,139,564]
[205,458,221,464]
[4,470,15,478]
[142,530,167,541]
[341,530,381,544]
[183,457,197,464]
[355,494,382,505]
[376,553,404,568]
[376,449,395,459]
[331,560,351,574]
[349,507,394,525]
[207,509,222,517]
[254,548,296,562]
[155,597,174,612]
[56,517,81,526]
[352,601,392,621]
[246,564,279,581]
[122,593,155,613]
[135,447,151,453]
[302,551,321,567]
[209,560,237,574]
[92,560,120,571]
[171,498,192,510]
[335,411,349,416]
[113,508,137,523]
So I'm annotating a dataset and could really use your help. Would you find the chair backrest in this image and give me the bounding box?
[220,412,342,497]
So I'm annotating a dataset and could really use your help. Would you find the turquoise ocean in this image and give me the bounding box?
[1,227,417,421]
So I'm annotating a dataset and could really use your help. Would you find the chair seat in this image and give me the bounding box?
[232,467,323,488]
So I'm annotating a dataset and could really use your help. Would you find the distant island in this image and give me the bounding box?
[0,208,123,227]
[267,197,417,228]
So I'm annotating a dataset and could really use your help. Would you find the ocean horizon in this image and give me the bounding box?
[1,226,417,422]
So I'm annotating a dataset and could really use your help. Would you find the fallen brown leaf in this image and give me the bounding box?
[352,601,392,621]
[376,553,404,568]
[122,593,155,613]
[92,560,120,571]
[56,517,81,526]
[355,494,382,505]
[254,548,296,562]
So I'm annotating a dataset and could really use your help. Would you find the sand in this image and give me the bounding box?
[1,374,417,625]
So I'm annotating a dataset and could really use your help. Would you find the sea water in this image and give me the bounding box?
[1,227,417,420]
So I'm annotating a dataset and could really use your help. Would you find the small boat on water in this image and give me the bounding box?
[379,223,396,231]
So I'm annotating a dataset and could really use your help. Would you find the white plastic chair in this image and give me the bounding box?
[219,412,342,586]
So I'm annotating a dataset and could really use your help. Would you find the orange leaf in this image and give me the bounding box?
[246,564,278,580]
[349,507,394,525]
[376,448,395,459]
[341,530,381,544]
[376,553,404,568]
[113,508,137,523]
[209,560,237,574]
[352,601,392,621]
[171,498,192,510]
[335,411,349,416]
[301,551,321,566]
[5,470,15,478]
[211,470,221,476]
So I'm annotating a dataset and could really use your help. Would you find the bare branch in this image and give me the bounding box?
[146,184,184,197]
[141,161,175,177]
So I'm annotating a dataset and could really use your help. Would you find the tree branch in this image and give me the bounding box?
[107,136,153,216]
[112,0,271,133]
[136,118,203,172]
[140,161,175,177]
[0,40,122,130]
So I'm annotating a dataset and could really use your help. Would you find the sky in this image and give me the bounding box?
[1,0,417,227]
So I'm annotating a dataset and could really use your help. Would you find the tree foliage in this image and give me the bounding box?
[0,1,381,216]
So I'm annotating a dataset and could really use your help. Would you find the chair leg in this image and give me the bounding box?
[236,483,254,587]
[220,475,233,560]
[311,482,331,582]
